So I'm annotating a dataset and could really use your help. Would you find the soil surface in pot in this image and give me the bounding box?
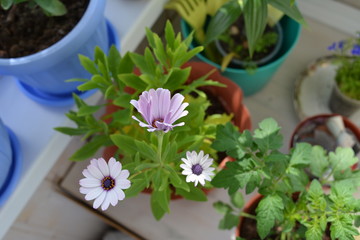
[0,0,88,58]
[218,16,278,66]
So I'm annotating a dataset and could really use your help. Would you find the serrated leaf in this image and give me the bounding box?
[256,195,284,239]
[134,140,157,162]
[329,147,358,173]
[230,191,244,209]
[212,122,244,159]
[253,118,283,152]
[213,201,233,214]
[118,73,147,91]
[309,145,329,178]
[162,67,190,91]
[218,211,240,230]
[289,142,312,167]
[330,214,359,240]
[113,93,132,108]
[305,223,323,240]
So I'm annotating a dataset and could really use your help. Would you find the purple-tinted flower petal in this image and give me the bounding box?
[80,178,101,188]
[114,187,125,201]
[110,161,122,179]
[93,191,107,209]
[101,197,111,211]
[88,165,104,180]
[97,158,110,177]
[85,187,103,201]
[108,190,118,207]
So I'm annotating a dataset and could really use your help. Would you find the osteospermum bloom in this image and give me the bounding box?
[130,88,189,132]
[79,157,130,211]
[180,150,215,186]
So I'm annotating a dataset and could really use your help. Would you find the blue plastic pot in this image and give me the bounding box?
[0,0,109,101]
[181,16,302,96]
[0,119,22,207]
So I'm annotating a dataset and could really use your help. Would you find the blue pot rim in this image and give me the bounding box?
[0,0,105,66]
[0,127,22,207]
[15,19,120,107]
[181,16,302,73]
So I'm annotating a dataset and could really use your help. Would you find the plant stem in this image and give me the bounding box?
[157,131,164,164]
[240,212,257,220]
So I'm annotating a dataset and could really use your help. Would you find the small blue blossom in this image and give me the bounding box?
[327,42,336,51]
[338,41,345,50]
[351,44,360,56]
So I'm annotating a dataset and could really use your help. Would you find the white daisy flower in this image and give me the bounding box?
[79,157,131,211]
[180,150,215,186]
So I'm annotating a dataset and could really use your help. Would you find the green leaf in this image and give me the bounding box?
[204,0,242,45]
[113,93,132,108]
[329,147,358,173]
[213,201,233,214]
[243,0,268,57]
[150,189,169,220]
[230,191,244,209]
[1,0,13,10]
[118,73,147,91]
[253,118,283,152]
[78,54,98,75]
[134,140,157,162]
[218,211,240,230]
[212,122,244,159]
[256,195,284,239]
[289,142,312,167]
[134,163,159,172]
[110,133,137,155]
[70,135,109,161]
[164,20,176,50]
[118,52,134,74]
[77,105,102,116]
[125,177,147,198]
[162,67,190,91]
[305,223,323,240]
[309,145,329,178]
[268,0,306,25]
[54,127,88,136]
[34,0,67,16]
[175,184,207,201]
[330,214,359,240]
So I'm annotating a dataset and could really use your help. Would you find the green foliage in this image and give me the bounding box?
[1,0,67,16]
[56,21,234,220]
[329,34,360,100]
[170,0,305,65]
[212,118,360,239]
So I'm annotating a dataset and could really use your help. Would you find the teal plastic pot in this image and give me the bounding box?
[181,16,302,96]
[0,0,109,100]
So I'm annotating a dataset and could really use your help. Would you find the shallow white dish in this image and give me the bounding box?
[293,56,360,126]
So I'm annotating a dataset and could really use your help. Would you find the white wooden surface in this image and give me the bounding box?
[58,7,359,240]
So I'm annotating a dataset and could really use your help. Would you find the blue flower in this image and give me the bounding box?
[327,42,336,51]
[338,40,345,49]
[351,44,360,56]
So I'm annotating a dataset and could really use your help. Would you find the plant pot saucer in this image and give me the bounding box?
[15,19,120,107]
[0,127,22,207]
[293,56,360,127]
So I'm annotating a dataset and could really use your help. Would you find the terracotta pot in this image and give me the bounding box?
[290,113,360,169]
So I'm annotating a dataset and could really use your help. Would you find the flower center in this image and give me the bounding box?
[152,118,164,128]
[191,164,203,175]
[101,176,115,191]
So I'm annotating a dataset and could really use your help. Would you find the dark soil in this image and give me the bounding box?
[0,0,88,58]
[219,16,277,64]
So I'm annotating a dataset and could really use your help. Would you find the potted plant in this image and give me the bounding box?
[0,0,116,106]
[211,118,360,239]
[327,34,360,117]
[55,21,251,220]
[166,0,305,96]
